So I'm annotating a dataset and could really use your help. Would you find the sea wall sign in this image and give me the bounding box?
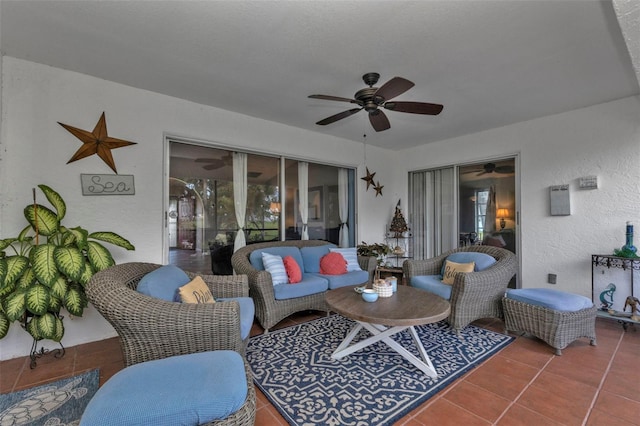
[81,174,135,196]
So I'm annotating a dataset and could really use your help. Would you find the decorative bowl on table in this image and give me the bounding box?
[361,289,379,302]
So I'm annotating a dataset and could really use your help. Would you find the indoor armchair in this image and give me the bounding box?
[86,262,251,366]
[403,245,517,333]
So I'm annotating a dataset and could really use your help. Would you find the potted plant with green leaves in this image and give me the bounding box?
[0,184,134,342]
[357,241,391,266]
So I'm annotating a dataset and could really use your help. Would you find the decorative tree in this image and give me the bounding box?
[389,200,409,237]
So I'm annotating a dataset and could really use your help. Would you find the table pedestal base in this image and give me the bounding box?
[331,321,437,378]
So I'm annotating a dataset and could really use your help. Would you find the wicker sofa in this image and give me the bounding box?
[231,240,376,332]
[86,262,252,365]
[403,245,517,333]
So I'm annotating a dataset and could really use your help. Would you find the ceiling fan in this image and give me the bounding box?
[194,153,233,170]
[463,162,515,176]
[308,73,443,132]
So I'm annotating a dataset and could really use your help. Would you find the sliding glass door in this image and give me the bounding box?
[408,167,457,260]
[409,157,518,287]
[166,139,356,274]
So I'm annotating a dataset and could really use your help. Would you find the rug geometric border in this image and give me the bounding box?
[247,315,513,426]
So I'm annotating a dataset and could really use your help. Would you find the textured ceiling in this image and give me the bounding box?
[1,0,638,150]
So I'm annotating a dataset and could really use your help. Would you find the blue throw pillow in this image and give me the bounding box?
[137,265,190,302]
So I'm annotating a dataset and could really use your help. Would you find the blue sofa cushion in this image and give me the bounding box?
[80,351,248,426]
[249,246,304,272]
[441,252,496,275]
[217,297,255,340]
[410,275,452,300]
[300,244,336,273]
[311,270,369,290]
[137,265,190,302]
[505,288,593,312]
[273,274,329,300]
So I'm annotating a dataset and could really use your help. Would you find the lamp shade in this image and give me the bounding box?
[270,202,281,214]
[496,208,509,219]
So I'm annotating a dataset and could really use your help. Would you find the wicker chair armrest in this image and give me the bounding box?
[185,271,249,298]
[358,255,377,282]
[403,252,449,281]
[450,251,517,301]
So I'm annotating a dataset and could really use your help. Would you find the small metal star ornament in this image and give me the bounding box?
[360,167,376,190]
[374,181,384,197]
[59,112,137,174]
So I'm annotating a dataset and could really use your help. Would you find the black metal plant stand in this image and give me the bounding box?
[29,339,65,369]
[23,312,66,369]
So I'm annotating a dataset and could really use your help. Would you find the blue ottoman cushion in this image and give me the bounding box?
[80,351,248,426]
[217,297,255,340]
[410,275,452,300]
[505,288,593,312]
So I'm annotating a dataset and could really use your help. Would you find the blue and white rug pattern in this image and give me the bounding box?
[247,315,513,426]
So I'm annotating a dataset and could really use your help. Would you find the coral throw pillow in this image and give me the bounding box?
[320,252,347,275]
[442,260,475,285]
[283,255,302,284]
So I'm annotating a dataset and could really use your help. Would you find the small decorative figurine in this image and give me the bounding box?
[614,221,639,258]
[624,296,640,321]
[389,200,409,237]
[599,283,616,311]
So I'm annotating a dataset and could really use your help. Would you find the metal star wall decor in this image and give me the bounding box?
[59,112,137,174]
[374,181,384,197]
[360,167,376,190]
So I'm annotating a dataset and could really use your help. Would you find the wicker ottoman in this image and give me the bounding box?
[503,288,597,355]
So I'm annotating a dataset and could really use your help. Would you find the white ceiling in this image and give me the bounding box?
[1,0,638,150]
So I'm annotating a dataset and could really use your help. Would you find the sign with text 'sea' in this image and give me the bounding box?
[81,174,135,196]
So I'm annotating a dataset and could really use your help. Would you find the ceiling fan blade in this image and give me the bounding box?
[203,161,225,170]
[495,165,515,174]
[385,101,443,115]
[316,108,362,126]
[309,94,356,103]
[374,77,414,101]
[369,110,390,132]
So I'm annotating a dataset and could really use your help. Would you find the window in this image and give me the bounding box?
[167,140,356,272]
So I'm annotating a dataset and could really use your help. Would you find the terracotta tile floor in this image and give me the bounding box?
[1,314,638,425]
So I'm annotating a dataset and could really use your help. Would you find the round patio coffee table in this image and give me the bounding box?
[325,285,450,378]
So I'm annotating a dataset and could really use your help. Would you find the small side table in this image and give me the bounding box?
[377,266,406,286]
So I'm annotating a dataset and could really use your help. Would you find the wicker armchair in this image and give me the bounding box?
[403,246,517,333]
[86,262,251,366]
[231,240,376,332]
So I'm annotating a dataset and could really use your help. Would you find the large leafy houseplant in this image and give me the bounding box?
[0,185,134,342]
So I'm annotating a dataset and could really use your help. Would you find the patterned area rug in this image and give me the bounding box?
[247,315,513,426]
[0,369,99,426]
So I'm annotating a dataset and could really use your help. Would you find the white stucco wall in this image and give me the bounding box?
[399,95,640,296]
[0,57,400,360]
